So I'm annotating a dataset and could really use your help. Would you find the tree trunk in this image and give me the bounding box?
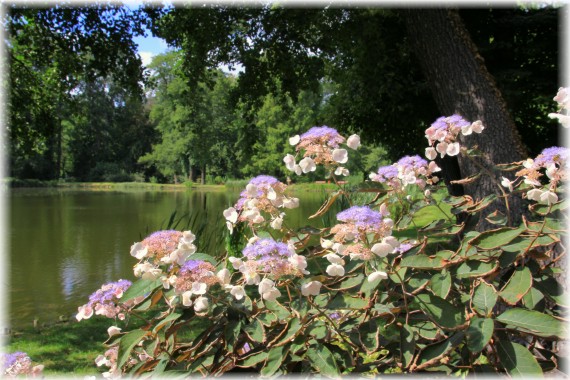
[201,165,206,185]
[403,8,527,228]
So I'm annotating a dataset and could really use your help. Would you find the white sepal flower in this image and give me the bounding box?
[289,134,300,145]
[230,285,246,300]
[130,242,148,260]
[258,278,275,295]
[539,190,558,205]
[335,166,349,176]
[471,120,485,133]
[217,269,231,285]
[371,242,393,257]
[299,157,317,173]
[107,326,122,337]
[368,271,388,282]
[283,154,296,171]
[526,188,543,201]
[282,197,300,209]
[301,281,322,296]
[289,254,310,274]
[326,263,345,276]
[262,287,281,302]
[223,207,239,224]
[332,148,348,163]
[347,134,361,149]
[228,257,243,270]
[425,147,437,160]
[446,142,460,156]
[182,291,193,307]
[501,177,514,192]
[194,296,209,312]
[325,253,345,265]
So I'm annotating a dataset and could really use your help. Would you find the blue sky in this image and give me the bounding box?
[133,33,169,66]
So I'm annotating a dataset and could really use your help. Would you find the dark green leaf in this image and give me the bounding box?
[496,309,565,339]
[327,293,368,310]
[414,293,466,330]
[429,271,451,299]
[416,332,464,367]
[244,318,265,343]
[466,317,493,353]
[499,266,532,305]
[496,339,543,376]
[522,287,545,311]
[472,281,498,316]
[400,324,415,369]
[118,329,149,369]
[121,278,162,303]
[400,254,447,269]
[238,351,269,368]
[306,344,340,378]
[455,260,497,278]
[468,226,525,250]
[260,345,285,377]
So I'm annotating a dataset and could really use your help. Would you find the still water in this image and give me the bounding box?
[8,188,332,329]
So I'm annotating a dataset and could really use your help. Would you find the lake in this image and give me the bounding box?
[7,187,334,329]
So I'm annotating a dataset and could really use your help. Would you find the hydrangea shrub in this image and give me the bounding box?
[69,90,567,377]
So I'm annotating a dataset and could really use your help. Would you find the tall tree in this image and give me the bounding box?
[6,4,146,179]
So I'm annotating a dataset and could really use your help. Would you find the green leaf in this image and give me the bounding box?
[306,321,327,340]
[400,254,447,269]
[472,281,498,316]
[414,293,466,330]
[496,309,565,339]
[455,260,497,278]
[188,252,218,265]
[152,312,182,334]
[257,311,278,327]
[225,320,242,351]
[359,320,380,352]
[400,324,415,369]
[411,320,440,340]
[522,287,545,311]
[238,351,269,368]
[416,332,464,367]
[533,276,569,307]
[468,226,525,250]
[429,271,451,299]
[118,329,149,369]
[280,319,303,344]
[485,210,508,226]
[496,339,543,376]
[327,293,368,310]
[260,345,285,377]
[306,344,340,378]
[244,318,265,343]
[330,274,364,290]
[120,278,162,303]
[466,317,493,353]
[499,267,532,305]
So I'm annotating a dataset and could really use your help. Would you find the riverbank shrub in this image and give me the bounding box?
[59,89,568,376]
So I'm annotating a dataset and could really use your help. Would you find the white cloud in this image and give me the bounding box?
[139,51,155,67]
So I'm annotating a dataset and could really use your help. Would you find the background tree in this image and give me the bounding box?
[6,4,147,180]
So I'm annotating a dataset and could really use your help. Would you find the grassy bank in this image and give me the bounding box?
[5,179,227,192]
[5,318,111,375]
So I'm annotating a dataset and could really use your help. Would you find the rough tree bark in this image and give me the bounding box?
[403,8,527,228]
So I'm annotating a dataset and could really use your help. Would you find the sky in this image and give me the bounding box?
[133,33,170,66]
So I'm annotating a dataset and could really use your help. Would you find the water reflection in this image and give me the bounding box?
[9,188,335,329]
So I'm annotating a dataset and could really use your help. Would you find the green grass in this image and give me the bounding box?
[6,318,111,375]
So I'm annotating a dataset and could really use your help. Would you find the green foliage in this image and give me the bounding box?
[74,116,566,377]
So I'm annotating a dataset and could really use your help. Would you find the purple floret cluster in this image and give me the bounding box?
[87,279,131,306]
[249,175,280,188]
[372,165,399,182]
[300,126,345,147]
[429,114,471,132]
[2,352,42,377]
[533,146,569,168]
[397,155,428,171]
[243,238,292,261]
[337,206,384,229]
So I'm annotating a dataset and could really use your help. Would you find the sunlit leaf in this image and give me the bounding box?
[499,266,532,305]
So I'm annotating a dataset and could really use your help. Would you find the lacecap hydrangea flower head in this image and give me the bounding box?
[502,146,568,205]
[223,175,299,233]
[284,125,360,176]
[1,352,43,377]
[76,279,133,321]
[424,114,484,160]
[370,155,441,190]
[128,230,197,291]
